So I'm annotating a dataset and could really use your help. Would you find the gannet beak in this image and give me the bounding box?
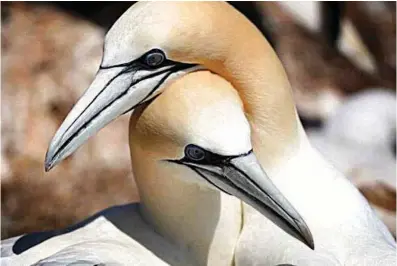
[172,151,315,250]
[45,63,197,171]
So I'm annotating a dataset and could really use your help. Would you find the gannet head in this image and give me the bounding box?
[45,2,274,169]
[129,71,314,249]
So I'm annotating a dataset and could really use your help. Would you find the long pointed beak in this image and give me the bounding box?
[182,152,314,249]
[45,64,197,171]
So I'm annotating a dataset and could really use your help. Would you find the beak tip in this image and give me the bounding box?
[44,159,53,172]
[44,164,51,172]
[44,149,56,172]
[306,237,315,250]
[298,222,315,250]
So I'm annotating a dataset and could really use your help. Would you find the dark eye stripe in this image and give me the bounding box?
[100,48,167,70]
[182,144,253,165]
[100,59,135,70]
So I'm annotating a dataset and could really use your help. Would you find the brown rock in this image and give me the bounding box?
[257,2,392,120]
[344,2,396,88]
[1,2,138,239]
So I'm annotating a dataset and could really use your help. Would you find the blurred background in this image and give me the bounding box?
[1,2,396,240]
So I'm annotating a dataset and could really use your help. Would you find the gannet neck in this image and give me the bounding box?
[127,72,248,265]
[220,39,300,168]
[219,41,301,168]
[130,152,242,266]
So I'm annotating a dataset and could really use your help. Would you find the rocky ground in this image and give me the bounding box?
[1,2,138,239]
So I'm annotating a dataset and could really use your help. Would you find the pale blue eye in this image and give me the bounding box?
[186,145,205,161]
[145,51,164,67]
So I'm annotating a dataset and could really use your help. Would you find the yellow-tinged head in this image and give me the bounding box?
[129,71,251,159]
[45,2,296,171]
[103,1,244,67]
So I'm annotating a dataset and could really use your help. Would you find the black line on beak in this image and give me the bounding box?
[165,147,314,250]
[165,149,253,196]
[227,162,296,222]
[61,64,171,140]
[169,157,293,223]
[49,63,195,165]
[190,167,232,196]
[225,162,314,249]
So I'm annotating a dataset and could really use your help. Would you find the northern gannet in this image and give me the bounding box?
[1,71,312,264]
[5,2,395,265]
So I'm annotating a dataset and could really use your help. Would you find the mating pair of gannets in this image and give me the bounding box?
[2,2,396,265]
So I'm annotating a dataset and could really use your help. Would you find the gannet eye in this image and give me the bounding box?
[144,49,165,67]
[185,145,206,161]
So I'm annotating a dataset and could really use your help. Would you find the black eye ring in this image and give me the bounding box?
[144,49,165,67]
[185,145,206,161]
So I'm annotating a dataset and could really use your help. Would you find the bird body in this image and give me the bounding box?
[1,204,192,265]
